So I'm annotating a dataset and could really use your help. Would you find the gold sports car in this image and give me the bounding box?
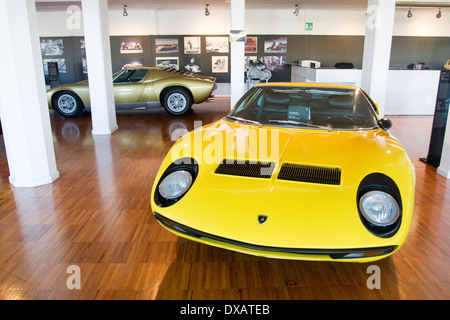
[151,83,415,262]
[47,66,216,117]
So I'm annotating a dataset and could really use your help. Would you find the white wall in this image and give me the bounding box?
[394,8,450,37]
[38,10,84,36]
[37,7,450,37]
[108,9,157,35]
[158,9,230,35]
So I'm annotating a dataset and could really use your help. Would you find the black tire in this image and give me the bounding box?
[161,88,193,116]
[52,91,85,118]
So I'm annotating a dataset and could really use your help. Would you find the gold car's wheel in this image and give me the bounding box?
[162,88,193,116]
[52,91,85,118]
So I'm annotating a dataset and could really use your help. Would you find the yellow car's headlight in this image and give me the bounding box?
[154,157,199,207]
[357,173,403,238]
[359,190,400,226]
[159,170,193,200]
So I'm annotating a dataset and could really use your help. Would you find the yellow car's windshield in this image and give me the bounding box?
[227,86,379,130]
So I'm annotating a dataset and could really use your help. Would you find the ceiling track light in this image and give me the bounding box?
[436,8,442,18]
[205,4,210,16]
[407,8,413,18]
[293,4,300,16]
[123,4,128,17]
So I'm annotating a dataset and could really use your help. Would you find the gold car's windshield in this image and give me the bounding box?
[227,86,379,130]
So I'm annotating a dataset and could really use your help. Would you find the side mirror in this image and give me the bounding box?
[378,118,392,131]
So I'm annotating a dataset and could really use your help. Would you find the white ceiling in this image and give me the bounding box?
[34,0,450,11]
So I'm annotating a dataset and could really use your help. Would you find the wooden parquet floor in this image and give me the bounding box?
[0,98,449,300]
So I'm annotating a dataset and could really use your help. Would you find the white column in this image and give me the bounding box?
[437,108,450,179]
[81,0,118,135]
[361,0,396,118]
[230,0,246,109]
[0,0,59,188]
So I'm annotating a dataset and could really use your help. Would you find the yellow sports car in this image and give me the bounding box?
[151,83,415,262]
[47,66,216,117]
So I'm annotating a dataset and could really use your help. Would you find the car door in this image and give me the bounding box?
[138,69,157,103]
[113,68,149,104]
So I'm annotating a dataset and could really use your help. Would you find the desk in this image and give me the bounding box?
[291,66,441,115]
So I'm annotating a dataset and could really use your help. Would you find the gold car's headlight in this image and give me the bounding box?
[359,190,400,226]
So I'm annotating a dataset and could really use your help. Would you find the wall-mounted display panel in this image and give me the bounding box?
[39,34,450,89]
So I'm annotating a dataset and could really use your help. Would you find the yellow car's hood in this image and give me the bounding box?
[153,119,415,250]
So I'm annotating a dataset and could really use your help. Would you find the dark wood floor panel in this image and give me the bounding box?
[0,99,449,300]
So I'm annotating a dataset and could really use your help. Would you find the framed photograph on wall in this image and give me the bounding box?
[122,57,144,69]
[184,57,202,73]
[212,56,228,73]
[264,37,287,54]
[206,37,229,53]
[184,37,201,54]
[156,57,179,69]
[80,39,86,56]
[155,38,179,54]
[120,38,143,54]
[263,56,286,71]
[41,39,64,56]
[245,37,257,53]
[82,57,88,74]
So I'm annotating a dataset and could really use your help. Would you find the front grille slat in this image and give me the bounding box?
[215,159,275,178]
[278,163,341,185]
[215,160,341,185]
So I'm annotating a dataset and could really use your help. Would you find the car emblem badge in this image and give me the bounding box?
[258,215,268,225]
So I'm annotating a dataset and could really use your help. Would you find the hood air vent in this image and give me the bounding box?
[215,159,275,178]
[278,163,341,185]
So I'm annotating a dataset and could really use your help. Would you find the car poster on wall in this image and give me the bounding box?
[264,56,286,71]
[122,57,144,69]
[245,37,257,53]
[156,57,179,69]
[184,37,201,54]
[212,56,228,73]
[155,38,179,54]
[120,38,143,54]
[264,37,287,53]
[206,37,229,53]
[40,39,64,56]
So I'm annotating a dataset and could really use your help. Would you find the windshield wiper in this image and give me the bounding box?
[226,115,262,128]
[268,119,331,132]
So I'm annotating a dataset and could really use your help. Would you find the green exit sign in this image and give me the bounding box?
[305,22,313,31]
